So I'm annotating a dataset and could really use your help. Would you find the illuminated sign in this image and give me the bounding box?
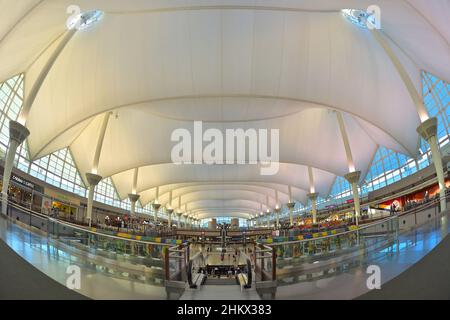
[11,174,35,190]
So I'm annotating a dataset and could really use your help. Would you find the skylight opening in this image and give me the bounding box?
[342,8,380,30]
[67,10,104,31]
[342,9,370,29]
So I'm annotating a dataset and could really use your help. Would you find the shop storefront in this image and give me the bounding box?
[42,187,80,221]
[0,171,44,212]
[377,197,403,212]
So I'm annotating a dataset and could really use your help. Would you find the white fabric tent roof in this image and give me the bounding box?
[1,0,449,219]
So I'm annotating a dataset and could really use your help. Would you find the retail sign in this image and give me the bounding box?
[44,187,81,206]
[11,174,35,190]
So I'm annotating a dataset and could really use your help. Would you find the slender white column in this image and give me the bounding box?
[336,111,362,220]
[417,118,447,210]
[152,186,160,223]
[265,196,270,227]
[307,193,318,224]
[370,28,446,211]
[258,204,263,227]
[167,208,174,228]
[152,202,161,224]
[166,190,173,228]
[287,201,295,227]
[307,166,319,224]
[184,204,188,228]
[86,173,102,227]
[274,190,280,228]
[287,185,295,226]
[274,208,280,229]
[177,212,181,228]
[177,196,182,228]
[1,122,30,214]
[1,139,18,214]
[128,194,140,217]
[84,112,111,224]
[344,171,362,226]
[128,168,140,218]
[308,167,316,194]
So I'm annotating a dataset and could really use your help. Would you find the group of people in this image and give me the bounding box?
[201,265,244,279]
[218,247,241,265]
[389,201,400,216]
[403,190,439,211]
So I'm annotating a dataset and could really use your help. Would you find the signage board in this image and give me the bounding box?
[11,174,35,190]
[44,187,81,206]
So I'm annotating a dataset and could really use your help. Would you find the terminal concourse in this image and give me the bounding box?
[0,0,449,301]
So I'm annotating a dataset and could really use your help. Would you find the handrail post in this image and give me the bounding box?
[186,244,190,264]
[272,246,276,281]
[253,242,257,269]
[164,247,169,281]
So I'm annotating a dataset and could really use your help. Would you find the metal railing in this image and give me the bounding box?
[1,190,447,298]
[186,250,207,288]
[1,196,177,286]
[267,192,448,286]
[236,250,254,289]
[254,243,277,298]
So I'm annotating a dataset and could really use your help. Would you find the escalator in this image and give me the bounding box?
[187,247,253,289]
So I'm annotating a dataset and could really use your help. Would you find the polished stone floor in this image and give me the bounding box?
[180,284,260,300]
[205,253,246,266]
[0,212,448,300]
[0,217,167,300]
[275,214,449,299]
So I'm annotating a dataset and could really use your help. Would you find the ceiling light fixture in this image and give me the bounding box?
[67,9,104,31]
[341,9,378,29]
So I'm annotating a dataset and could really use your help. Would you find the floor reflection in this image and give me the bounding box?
[0,212,448,300]
[1,219,167,300]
